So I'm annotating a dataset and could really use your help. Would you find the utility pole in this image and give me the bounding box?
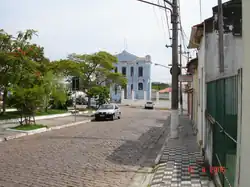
[218,0,224,73]
[170,0,179,138]
[136,0,179,138]
[179,45,183,114]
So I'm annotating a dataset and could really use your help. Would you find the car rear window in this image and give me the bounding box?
[147,102,152,104]
[99,104,114,109]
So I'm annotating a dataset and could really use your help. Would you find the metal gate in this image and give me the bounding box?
[206,72,240,187]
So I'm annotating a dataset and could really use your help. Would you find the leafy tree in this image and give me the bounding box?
[0,29,44,115]
[66,51,127,106]
[6,30,67,125]
[42,71,67,112]
[87,86,110,108]
[0,29,19,113]
[152,82,170,91]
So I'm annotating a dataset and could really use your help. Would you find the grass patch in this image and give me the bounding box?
[158,108,169,110]
[0,109,67,120]
[11,124,47,131]
[36,109,67,116]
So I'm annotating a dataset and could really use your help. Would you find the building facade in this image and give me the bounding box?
[187,0,242,186]
[110,50,152,102]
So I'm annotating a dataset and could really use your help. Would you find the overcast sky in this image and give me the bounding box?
[0,0,228,83]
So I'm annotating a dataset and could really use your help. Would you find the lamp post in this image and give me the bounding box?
[154,63,171,69]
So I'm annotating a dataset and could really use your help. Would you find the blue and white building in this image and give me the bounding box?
[110,50,152,102]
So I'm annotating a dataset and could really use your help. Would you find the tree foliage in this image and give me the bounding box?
[0,28,127,125]
[88,86,110,108]
[63,51,127,106]
[152,82,170,91]
[1,29,68,125]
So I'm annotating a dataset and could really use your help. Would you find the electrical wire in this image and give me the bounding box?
[151,0,168,43]
[178,0,200,61]
[162,0,172,42]
[176,0,190,67]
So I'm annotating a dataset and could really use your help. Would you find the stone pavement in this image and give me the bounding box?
[150,115,214,187]
[0,115,90,141]
[0,107,169,187]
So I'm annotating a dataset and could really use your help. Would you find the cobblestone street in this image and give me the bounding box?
[0,107,169,187]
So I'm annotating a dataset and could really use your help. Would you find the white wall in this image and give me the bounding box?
[202,31,243,167]
[205,32,243,82]
[198,34,206,148]
[238,0,250,186]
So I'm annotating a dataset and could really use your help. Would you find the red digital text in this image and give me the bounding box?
[188,166,226,174]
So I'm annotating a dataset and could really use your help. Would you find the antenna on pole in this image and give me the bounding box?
[199,0,202,22]
[124,38,128,50]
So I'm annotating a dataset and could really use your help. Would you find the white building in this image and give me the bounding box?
[188,0,243,186]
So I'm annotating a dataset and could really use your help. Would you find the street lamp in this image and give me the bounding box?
[154,63,171,69]
[136,0,173,14]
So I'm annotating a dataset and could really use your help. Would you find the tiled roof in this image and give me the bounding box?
[159,87,172,93]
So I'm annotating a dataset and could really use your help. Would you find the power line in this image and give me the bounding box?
[151,0,168,42]
[162,0,172,42]
[178,0,199,59]
[177,0,189,59]
[157,0,169,42]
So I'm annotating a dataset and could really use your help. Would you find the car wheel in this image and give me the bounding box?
[95,117,99,121]
[111,114,114,121]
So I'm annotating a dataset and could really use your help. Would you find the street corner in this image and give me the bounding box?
[0,119,92,143]
[4,132,27,141]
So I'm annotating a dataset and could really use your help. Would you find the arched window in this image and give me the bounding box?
[138,83,143,90]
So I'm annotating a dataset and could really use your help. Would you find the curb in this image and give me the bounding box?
[154,133,170,165]
[78,114,94,117]
[154,116,171,165]
[1,120,91,143]
[126,105,170,110]
[0,113,72,125]
[128,120,170,187]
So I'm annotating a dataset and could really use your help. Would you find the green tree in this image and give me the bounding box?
[67,51,127,107]
[0,29,20,114]
[42,71,67,112]
[87,86,110,108]
[7,30,66,125]
[152,82,170,91]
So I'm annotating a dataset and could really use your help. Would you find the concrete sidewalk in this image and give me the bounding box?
[150,115,214,187]
[0,115,91,142]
